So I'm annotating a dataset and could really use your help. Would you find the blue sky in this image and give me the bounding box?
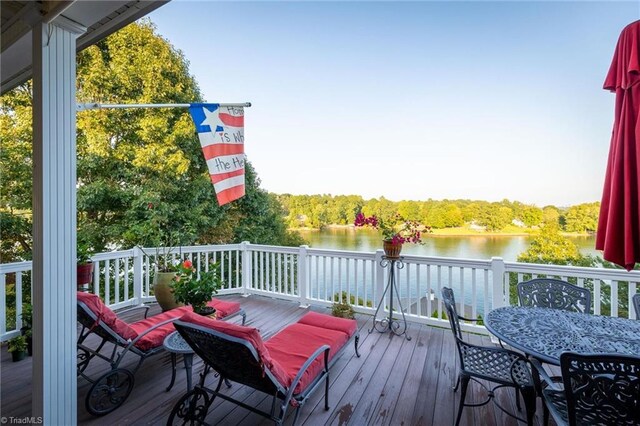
[149,1,639,207]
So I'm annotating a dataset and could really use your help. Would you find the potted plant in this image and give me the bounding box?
[354,212,430,258]
[7,335,28,362]
[331,301,355,319]
[77,241,94,291]
[172,260,223,315]
[20,303,33,356]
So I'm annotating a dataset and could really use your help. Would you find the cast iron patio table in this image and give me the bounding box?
[164,330,196,392]
[485,306,640,365]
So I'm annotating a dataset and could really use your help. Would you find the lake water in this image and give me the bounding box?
[298,227,599,261]
[296,228,599,317]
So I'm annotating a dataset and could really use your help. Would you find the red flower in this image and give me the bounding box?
[354,212,430,245]
[182,260,193,269]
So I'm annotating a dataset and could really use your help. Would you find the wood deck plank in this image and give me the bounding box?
[1,294,551,426]
[367,324,425,426]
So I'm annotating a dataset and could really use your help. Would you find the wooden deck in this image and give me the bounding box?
[1,295,553,425]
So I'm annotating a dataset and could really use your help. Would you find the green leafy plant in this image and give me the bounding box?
[333,291,373,308]
[331,301,355,319]
[77,240,93,264]
[20,303,32,329]
[171,260,223,313]
[7,335,27,353]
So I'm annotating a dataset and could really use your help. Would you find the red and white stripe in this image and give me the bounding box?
[197,106,245,205]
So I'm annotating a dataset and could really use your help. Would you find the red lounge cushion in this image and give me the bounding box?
[265,323,349,394]
[129,307,191,351]
[297,311,357,338]
[206,299,241,319]
[77,292,137,341]
[178,311,289,385]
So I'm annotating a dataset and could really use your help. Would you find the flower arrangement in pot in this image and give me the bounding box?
[77,240,94,291]
[171,260,224,315]
[354,212,430,258]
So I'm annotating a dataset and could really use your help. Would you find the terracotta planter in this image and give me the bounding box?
[383,239,403,259]
[77,262,94,289]
[153,271,183,312]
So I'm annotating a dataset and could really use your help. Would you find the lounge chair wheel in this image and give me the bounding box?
[167,387,210,426]
[86,368,135,416]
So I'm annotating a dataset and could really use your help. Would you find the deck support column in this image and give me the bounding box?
[32,18,84,424]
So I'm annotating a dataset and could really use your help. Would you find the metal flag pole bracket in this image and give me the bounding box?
[76,102,252,112]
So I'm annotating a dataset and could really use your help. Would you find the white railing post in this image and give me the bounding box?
[133,246,144,305]
[491,257,506,310]
[241,241,251,297]
[375,249,385,310]
[298,245,310,308]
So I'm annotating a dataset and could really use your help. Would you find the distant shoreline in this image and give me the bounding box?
[290,224,592,238]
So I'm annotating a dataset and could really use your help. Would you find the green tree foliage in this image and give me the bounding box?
[564,202,600,233]
[278,195,601,235]
[542,205,561,227]
[476,203,513,231]
[517,224,595,266]
[0,21,301,262]
[519,205,543,227]
[0,84,33,262]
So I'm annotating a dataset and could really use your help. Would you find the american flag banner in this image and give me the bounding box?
[189,103,245,205]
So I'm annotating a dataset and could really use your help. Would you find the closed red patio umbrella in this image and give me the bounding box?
[596,20,640,271]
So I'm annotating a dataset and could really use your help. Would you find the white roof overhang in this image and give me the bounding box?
[1,0,168,95]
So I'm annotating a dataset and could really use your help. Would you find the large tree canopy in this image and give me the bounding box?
[0,20,302,262]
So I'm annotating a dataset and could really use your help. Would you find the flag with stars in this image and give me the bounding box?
[189,103,245,205]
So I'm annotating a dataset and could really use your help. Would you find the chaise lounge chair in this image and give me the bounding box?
[76,292,246,416]
[167,310,361,425]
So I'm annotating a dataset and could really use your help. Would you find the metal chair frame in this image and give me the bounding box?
[77,300,247,417]
[442,287,536,426]
[633,293,640,319]
[167,319,360,425]
[77,301,175,416]
[517,278,592,314]
[532,352,640,426]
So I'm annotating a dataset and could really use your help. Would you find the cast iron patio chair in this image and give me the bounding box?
[76,292,246,416]
[532,352,640,426]
[167,310,360,425]
[517,278,591,314]
[441,287,536,426]
[633,293,640,319]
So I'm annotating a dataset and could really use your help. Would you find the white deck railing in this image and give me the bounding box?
[2,242,639,341]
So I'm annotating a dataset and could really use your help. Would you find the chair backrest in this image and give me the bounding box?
[441,287,462,339]
[174,312,288,396]
[517,278,591,313]
[560,352,640,426]
[633,293,640,319]
[77,292,137,344]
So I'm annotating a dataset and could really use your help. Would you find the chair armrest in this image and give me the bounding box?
[457,315,479,322]
[117,305,150,319]
[529,357,562,392]
[283,344,331,403]
[459,338,533,386]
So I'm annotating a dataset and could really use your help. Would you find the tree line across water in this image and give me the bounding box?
[277,194,601,234]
